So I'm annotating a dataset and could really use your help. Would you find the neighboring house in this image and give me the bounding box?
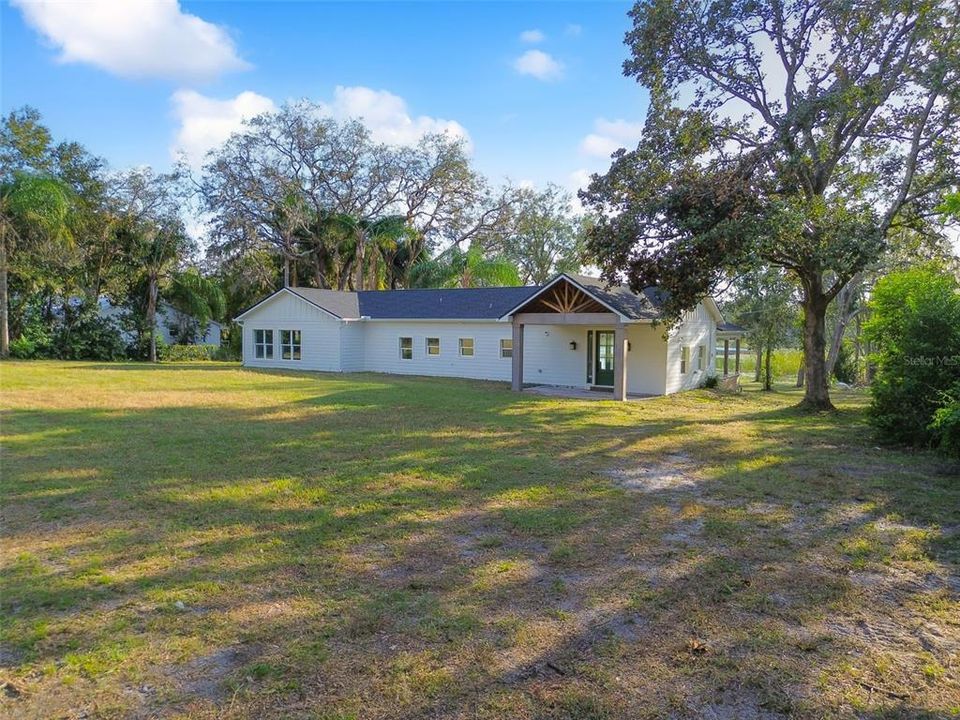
[98,298,222,346]
[235,273,741,400]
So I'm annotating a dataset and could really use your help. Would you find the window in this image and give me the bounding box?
[426,337,440,356]
[680,345,690,374]
[254,329,273,359]
[459,338,474,357]
[697,344,706,371]
[281,330,301,360]
[500,338,513,359]
[399,337,413,360]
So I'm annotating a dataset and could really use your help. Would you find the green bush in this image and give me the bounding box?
[159,344,220,362]
[833,341,857,384]
[213,343,240,361]
[9,321,53,359]
[929,383,960,459]
[864,265,960,452]
[51,312,127,361]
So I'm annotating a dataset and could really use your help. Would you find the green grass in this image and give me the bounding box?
[1,361,958,719]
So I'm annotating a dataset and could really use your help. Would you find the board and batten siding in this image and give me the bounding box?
[241,292,342,372]
[665,302,717,394]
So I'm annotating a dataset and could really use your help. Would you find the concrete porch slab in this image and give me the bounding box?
[522,385,656,401]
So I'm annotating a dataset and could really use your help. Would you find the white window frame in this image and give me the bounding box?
[399,337,413,360]
[500,338,513,358]
[697,344,706,371]
[254,329,274,360]
[680,345,690,374]
[426,337,440,356]
[280,329,302,361]
[459,338,474,357]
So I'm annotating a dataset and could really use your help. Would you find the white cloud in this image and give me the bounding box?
[513,50,564,81]
[171,89,275,166]
[519,29,545,43]
[318,86,472,150]
[171,85,471,166]
[11,0,248,81]
[579,118,644,158]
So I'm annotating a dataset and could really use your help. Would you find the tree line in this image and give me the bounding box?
[1,104,589,360]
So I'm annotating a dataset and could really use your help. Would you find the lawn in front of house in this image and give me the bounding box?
[1,361,958,719]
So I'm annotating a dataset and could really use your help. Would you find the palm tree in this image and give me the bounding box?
[409,246,520,289]
[166,268,226,343]
[119,217,190,362]
[0,171,71,356]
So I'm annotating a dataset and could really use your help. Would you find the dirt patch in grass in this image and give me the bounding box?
[167,644,262,704]
[604,451,703,494]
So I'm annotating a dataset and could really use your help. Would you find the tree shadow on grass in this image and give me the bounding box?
[1,372,957,718]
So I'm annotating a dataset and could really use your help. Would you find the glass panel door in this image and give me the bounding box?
[594,330,615,386]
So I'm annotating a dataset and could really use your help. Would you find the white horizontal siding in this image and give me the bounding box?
[339,321,365,372]
[626,324,668,395]
[241,292,342,372]
[665,302,716,394]
[360,321,513,381]
[522,325,588,386]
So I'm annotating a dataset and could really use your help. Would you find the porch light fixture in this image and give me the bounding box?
[569,341,577,350]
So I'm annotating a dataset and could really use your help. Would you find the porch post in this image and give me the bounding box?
[511,317,524,392]
[613,323,627,401]
[734,338,741,374]
[723,339,730,376]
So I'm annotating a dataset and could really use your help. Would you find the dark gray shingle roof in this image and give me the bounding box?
[357,286,539,319]
[717,321,746,332]
[566,274,665,320]
[287,288,360,319]
[242,275,670,322]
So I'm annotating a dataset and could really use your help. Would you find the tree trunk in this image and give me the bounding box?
[825,275,860,380]
[0,230,8,358]
[147,275,158,363]
[764,343,773,391]
[800,291,834,410]
[796,357,805,388]
[283,257,290,288]
[754,346,762,382]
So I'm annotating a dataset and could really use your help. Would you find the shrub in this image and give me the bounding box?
[701,375,719,389]
[833,341,857,384]
[213,343,240,361]
[929,383,960,459]
[159,344,220,362]
[864,265,960,451]
[51,312,127,361]
[9,320,53,359]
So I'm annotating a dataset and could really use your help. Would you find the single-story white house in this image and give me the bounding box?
[235,273,743,400]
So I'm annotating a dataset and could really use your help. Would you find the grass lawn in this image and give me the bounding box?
[1,361,958,719]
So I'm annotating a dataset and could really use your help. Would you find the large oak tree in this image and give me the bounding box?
[582,0,960,409]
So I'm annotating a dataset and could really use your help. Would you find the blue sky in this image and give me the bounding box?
[2,1,649,198]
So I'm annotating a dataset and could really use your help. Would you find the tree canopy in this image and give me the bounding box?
[582,0,960,409]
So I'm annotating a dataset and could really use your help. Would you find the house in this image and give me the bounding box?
[235,273,743,400]
[98,298,222,346]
